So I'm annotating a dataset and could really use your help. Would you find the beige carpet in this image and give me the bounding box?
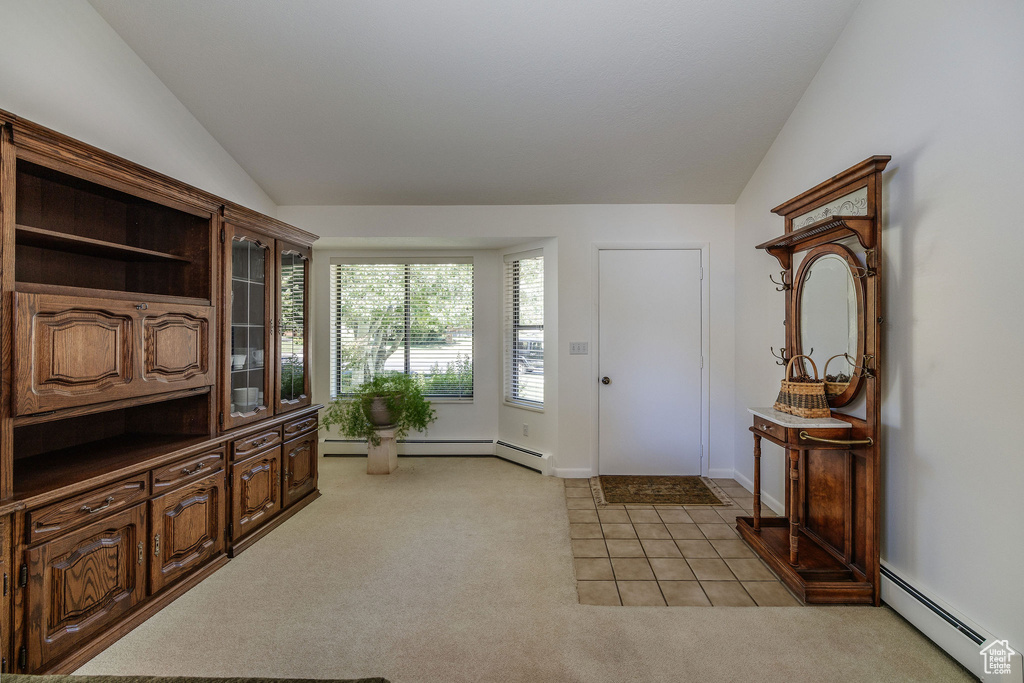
[77,457,969,683]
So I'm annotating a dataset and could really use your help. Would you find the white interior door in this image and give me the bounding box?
[598,249,703,475]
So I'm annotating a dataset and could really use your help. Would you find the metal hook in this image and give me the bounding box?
[845,353,875,379]
[770,346,789,366]
[769,270,792,291]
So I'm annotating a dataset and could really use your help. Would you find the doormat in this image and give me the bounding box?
[593,475,726,506]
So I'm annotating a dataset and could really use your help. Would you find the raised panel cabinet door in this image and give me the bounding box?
[1,516,10,673]
[24,504,147,672]
[13,292,135,415]
[283,433,318,508]
[139,302,215,390]
[149,471,225,595]
[276,241,311,411]
[231,447,281,540]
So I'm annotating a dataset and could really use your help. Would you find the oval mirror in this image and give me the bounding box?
[793,244,865,407]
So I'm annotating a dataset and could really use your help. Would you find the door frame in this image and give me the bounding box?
[590,243,711,476]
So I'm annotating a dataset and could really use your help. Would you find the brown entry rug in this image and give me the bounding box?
[595,475,726,505]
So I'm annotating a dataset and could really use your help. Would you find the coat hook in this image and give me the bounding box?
[769,270,792,291]
[770,346,789,366]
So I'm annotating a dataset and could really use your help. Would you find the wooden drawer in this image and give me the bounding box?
[232,427,282,460]
[283,412,318,439]
[751,416,786,443]
[152,448,225,493]
[28,476,149,545]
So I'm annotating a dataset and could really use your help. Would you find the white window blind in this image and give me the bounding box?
[330,259,473,399]
[504,251,544,406]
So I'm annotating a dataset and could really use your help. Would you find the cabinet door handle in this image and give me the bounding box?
[81,496,115,513]
[181,461,206,476]
[138,541,144,565]
[135,302,149,310]
[154,534,161,557]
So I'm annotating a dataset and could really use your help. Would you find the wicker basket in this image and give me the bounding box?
[774,354,830,418]
[823,353,852,397]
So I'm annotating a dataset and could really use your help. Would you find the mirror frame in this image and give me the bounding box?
[793,243,866,407]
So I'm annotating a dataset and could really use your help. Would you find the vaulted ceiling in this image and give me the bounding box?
[90,0,859,206]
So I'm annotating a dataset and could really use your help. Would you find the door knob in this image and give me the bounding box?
[601,376,611,385]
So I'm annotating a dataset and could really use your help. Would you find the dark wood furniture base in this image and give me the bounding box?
[736,516,873,604]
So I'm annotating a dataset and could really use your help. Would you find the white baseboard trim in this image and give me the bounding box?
[881,563,1022,681]
[552,467,593,479]
[731,470,784,516]
[707,467,734,479]
[494,441,550,475]
[321,438,494,457]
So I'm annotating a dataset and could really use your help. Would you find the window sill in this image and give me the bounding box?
[503,400,544,413]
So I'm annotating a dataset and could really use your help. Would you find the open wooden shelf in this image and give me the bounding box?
[13,387,211,427]
[16,224,191,263]
[13,434,212,502]
[15,281,211,307]
[756,215,874,269]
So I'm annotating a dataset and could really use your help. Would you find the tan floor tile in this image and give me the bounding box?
[577,581,620,605]
[633,523,671,539]
[699,523,738,539]
[731,495,755,506]
[611,557,656,580]
[687,558,736,580]
[675,539,719,559]
[570,523,604,539]
[574,557,614,581]
[701,581,755,606]
[565,487,594,498]
[711,478,735,484]
[567,509,600,524]
[657,509,693,524]
[715,508,743,523]
[566,498,597,510]
[627,509,663,524]
[605,539,646,557]
[564,478,591,488]
[659,581,711,606]
[617,581,666,606]
[572,539,608,557]
[709,539,755,558]
[648,557,696,581]
[688,509,725,524]
[724,558,777,581]
[641,539,683,557]
[597,509,631,524]
[601,523,638,539]
[598,503,626,509]
[743,581,801,606]
[624,504,655,509]
[665,523,704,540]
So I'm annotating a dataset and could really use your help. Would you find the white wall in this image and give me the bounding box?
[282,204,736,476]
[734,0,1024,670]
[0,0,275,214]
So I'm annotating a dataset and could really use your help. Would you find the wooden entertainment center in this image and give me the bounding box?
[0,111,320,673]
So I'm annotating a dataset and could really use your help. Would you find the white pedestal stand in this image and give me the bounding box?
[367,427,398,474]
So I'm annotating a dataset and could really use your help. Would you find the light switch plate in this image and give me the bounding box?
[569,342,588,355]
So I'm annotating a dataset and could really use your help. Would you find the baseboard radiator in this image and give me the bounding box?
[881,563,1021,681]
[494,440,550,474]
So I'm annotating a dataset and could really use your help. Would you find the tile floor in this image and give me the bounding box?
[566,477,801,607]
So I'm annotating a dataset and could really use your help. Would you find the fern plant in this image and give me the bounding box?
[320,372,437,447]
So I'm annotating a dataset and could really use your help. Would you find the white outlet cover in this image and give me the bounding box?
[570,342,589,355]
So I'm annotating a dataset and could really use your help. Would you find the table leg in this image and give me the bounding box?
[789,449,800,565]
[752,433,762,532]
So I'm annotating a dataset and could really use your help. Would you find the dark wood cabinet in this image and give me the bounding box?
[283,432,318,508]
[149,471,224,594]
[24,504,147,672]
[1,110,319,674]
[13,292,214,416]
[230,447,281,541]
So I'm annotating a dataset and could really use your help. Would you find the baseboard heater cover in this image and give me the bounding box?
[880,565,985,645]
[495,440,544,458]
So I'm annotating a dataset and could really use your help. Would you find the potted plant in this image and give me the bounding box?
[320,372,437,446]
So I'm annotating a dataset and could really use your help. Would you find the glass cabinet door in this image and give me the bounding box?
[276,242,311,410]
[223,224,274,429]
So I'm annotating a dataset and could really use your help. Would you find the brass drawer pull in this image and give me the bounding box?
[181,461,206,476]
[81,496,115,514]
[798,430,874,446]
